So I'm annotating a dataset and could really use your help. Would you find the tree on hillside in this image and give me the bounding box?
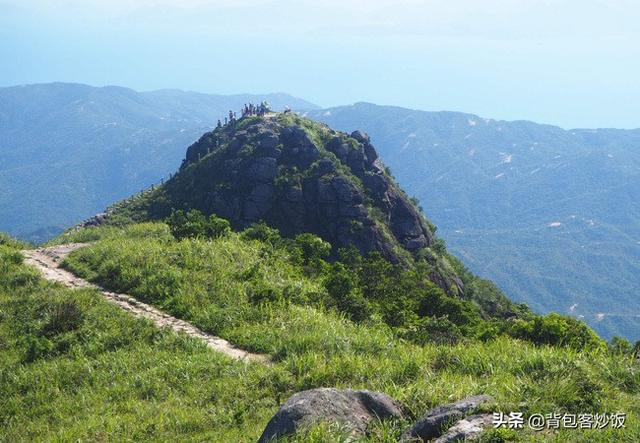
[166,209,230,240]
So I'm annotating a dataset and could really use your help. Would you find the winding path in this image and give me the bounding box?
[22,244,269,364]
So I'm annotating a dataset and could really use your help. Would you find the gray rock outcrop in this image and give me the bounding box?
[258,388,405,442]
[177,118,434,262]
[401,395,494,442]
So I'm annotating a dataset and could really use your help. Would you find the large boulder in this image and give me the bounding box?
[258,388,405,442]
[401,395,493,442]
[388,193,433,251]
[326,136,350,162]
[350,130,370,144]
[79,211,108,228]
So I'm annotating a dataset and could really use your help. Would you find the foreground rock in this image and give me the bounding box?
[401,395,493,442]
[258,388,404,442]
[434,414,494,443]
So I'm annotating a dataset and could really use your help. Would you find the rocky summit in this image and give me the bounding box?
[179,114,434,258]
[108,112,464,295]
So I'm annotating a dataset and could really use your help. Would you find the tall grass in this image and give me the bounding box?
[0,242,281,442]
[2,227,639,441]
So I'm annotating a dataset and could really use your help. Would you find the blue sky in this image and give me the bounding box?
[1,0,639,128]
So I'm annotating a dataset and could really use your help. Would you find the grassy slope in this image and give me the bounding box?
[13,223,633,441]
[0,243,292,442]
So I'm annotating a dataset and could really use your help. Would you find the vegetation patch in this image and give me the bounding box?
[1,231,639,441]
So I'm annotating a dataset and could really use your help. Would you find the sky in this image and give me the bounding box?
[1,0,639,128]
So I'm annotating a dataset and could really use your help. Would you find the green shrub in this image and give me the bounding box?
[0,245,23,265]
[166,209,230,240]
[247,281,283,305]
[337,246,363,268]
[417,286,481,328]
[0,232,28,249]
[358,252,395,301]
[609,336,633,355]
[204,214,232,238]
[431,238,447,255]
[479,427,519,442]
[241,222,281,245]
[355,253,419,326]
[324,263,371,322]
[289,233,331,276]
[475,320,503,342]
[24,335,55,363]
[404,316,463,345]
[507,313,604,350]
[294,233,331,265]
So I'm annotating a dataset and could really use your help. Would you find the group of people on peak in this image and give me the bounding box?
[241,101,272,117]
[217,101,273,128]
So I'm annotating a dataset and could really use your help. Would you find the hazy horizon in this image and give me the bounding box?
[2,0,639,129]
[6,80,640,131]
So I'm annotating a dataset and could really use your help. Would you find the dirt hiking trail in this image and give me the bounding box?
[23,244,269,364]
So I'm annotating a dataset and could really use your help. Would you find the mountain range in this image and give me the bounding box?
[1,83,638,340]
[0,82,317,242]
[308,103,640,340]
